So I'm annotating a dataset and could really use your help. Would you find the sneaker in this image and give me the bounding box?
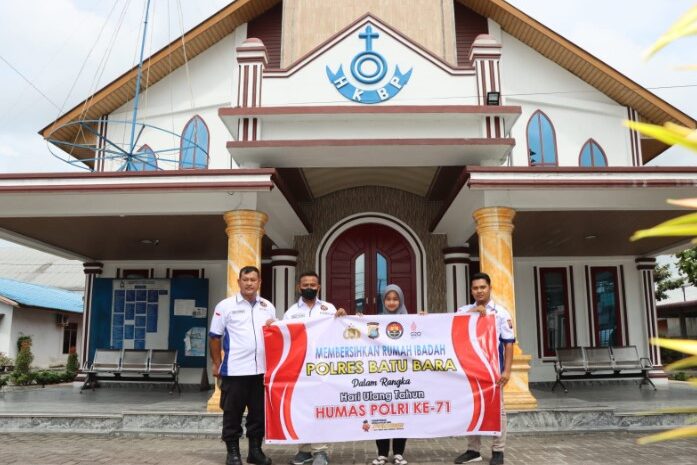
[489,452,504,465]
[372,456,388,465]
[290,451,313,465]
[312,452,329,465]
[393,454,408,465]
[454,450,482,463]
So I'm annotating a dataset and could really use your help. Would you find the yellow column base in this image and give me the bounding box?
[207,381,222,412]
[503,352,538,411]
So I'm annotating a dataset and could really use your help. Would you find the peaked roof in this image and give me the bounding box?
[41,0,695,165]
[0,278,83,313]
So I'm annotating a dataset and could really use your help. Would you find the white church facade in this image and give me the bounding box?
[0,0,695,408]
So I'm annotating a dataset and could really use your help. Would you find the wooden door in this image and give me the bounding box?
[326,223,416,314]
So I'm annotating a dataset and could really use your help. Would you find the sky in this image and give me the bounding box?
[0,0,696,173]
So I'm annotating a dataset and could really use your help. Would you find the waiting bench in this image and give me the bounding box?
[81,348,180,394]
[552,346,655,392]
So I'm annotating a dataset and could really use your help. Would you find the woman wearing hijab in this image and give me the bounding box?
[373,284,409,465]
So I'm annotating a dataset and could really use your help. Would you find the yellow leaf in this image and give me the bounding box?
[624,121,697,151]
[651,338,697,356]
[668,198,697,209]
[665,355,697,371]
[631,213,697,241]
[638,425,697,444]
[644,5,697,59]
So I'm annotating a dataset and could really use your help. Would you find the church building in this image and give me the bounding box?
[0,0,695,408]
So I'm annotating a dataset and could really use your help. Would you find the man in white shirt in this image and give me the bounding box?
[454,272,515,465]
[209,265,276,465]
[283,271,345,465]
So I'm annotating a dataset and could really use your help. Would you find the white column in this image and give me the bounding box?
[236,38,267,144]
[443,245,470,312]
[81,262,103,368]
[271,249,298,319]
[636,257,661,366]
[470,34,503,138]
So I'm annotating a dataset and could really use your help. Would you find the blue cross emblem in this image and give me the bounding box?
[326,24,413,104]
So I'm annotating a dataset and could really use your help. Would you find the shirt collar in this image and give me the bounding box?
[298,297,322,309]
[236,292,260,306]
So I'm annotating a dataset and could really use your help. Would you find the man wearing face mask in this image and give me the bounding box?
[282,271,345,465]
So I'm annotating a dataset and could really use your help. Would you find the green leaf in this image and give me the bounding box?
[638,425,697,444]
[651,338,697,356]
[624,121,697,152]
[644,5,697,58]
[665,355,697,371]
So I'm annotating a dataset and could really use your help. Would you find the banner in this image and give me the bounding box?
[264,313,501,444]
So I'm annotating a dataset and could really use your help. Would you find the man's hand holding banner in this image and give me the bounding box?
[263,313,501,444]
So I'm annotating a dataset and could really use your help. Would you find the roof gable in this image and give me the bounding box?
[41,0,694,164]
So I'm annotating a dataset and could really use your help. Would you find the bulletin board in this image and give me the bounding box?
[89,278,209,368]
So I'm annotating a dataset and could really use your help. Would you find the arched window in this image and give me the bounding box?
[180,115,209,169]
[127,145,158,171]
[579,139,608,167]
[527,110,558,166]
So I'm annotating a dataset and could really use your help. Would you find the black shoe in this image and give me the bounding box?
[247,437,272,465]
[489,451,504,465]
[226,439,243,465]
[290,452,313,465]
[454,450,482,463]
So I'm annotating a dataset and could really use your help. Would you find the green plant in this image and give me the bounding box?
[0,352,12,366]
[16,335,32,352]
[10,345,34,385]
[33,370,67,386]
[66,352,79,377]
[0,376,8,388]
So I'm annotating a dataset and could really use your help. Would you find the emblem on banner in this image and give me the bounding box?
[410,321,422,338]
[343,325,361,339]
[386,321,404,339]
[326,24,413,104]
[367,322,380,339]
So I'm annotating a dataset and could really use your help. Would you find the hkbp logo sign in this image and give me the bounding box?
[326,25,412,104]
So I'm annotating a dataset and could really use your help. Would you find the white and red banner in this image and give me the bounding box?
[263,313,501,443]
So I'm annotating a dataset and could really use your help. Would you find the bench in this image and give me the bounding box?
[81,348,180,394]
[552,346,655,392]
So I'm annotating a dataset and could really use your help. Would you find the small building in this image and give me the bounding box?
[0,278,83,367]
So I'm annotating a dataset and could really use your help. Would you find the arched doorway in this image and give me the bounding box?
[326,223,416,315]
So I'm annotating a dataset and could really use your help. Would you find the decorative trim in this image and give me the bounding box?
[316,212,427,312]
[219,105,522,117]
[227,137,516,149]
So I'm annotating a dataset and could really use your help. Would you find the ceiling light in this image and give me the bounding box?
[584,234,597,240]
[140,239,159,246]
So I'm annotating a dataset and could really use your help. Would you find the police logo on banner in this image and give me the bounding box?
[326,25,412,104]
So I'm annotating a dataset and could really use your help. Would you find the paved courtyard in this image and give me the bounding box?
[1,431,696,465]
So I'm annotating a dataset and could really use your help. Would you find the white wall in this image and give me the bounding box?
[103,25,247,171]
[0,302,13,358]
[497,30,633,167]
[10,309,82,368]
[515,256,646,382]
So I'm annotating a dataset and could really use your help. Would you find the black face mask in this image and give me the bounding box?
[300,288,318,300]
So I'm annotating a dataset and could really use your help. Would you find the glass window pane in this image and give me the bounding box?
[354,254,365,313]
[181,117,209,169]
[593,270,618,347]
[592,143,607,167]
[540,116,557,164]
[527,114,542,165]
[376,253,388,314]
[541,270,568,355]
[580,143,592,167]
